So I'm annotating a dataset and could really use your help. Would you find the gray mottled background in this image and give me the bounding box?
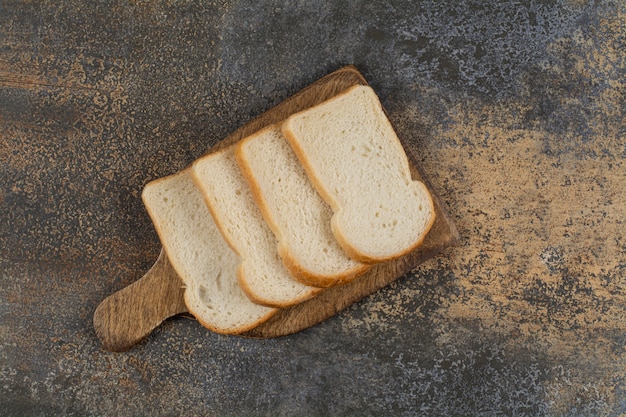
[1,1,625,416]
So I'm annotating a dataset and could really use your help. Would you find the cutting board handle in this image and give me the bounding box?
[93,249,188,352]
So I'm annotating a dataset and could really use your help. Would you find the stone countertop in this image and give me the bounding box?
[1,1,624,415]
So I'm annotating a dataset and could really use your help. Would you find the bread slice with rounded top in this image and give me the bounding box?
[141,170,276,334]
[191,146,321,308]
[282,85,436,263]
[236,125,370,287]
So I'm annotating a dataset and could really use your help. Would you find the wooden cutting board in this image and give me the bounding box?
[93,65,459,352]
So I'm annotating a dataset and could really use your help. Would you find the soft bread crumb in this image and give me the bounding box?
[283,85,435,263]
[142,170,276,334]
[236,125,370,287]
[192,146,320,308]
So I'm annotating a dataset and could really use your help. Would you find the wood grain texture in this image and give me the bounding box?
[93,249,187,351]
[93,65,459,350]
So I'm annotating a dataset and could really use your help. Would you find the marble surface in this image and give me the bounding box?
[1,1,624,415]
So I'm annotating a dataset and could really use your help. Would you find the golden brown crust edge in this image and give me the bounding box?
[141,170,278,335]
[141,171,198,290]
[281,85,437,264]
[190,147,243,256]
[235,126,370,288]
[192,144,320,308]
[330,189,437,264]
[184,291,278,335]
[235,263,321,308]
[277,242,371,288]
[190,147,277,307]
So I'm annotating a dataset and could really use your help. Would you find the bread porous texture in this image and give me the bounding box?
[192,146,320,308]
[236,125,370,287]
[142,171,276,334]
[283,85,436,263]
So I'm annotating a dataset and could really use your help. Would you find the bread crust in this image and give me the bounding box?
[330,185,436,264]
[282,85,436,263]
[141,172,197,292]
[191,145,320,308]
[282,125,341,212]
[184,290,278,335]
[236,264,320,308]
[278,243,370,287]
[236,125,371,287]
[142,170,278,334]
[191,148,244,255]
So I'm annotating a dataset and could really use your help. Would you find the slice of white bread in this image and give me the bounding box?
[191,146,320,308]
[236,125,370,287]
[141,170,276,334]
[282,85,436,263]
